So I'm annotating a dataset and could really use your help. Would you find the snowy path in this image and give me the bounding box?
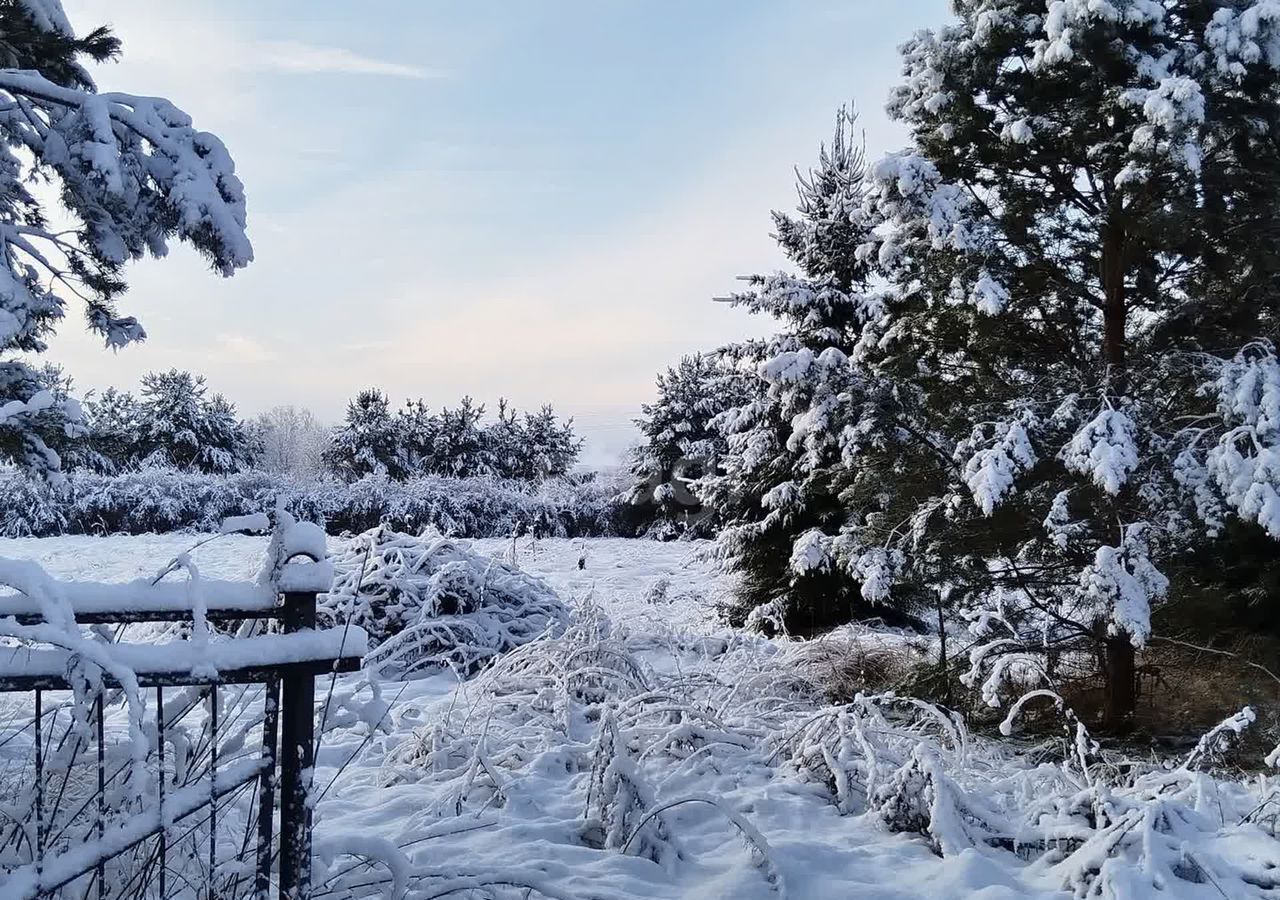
[0,535,1269,899]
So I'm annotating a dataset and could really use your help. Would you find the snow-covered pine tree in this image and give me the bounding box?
[699,108,923,631]
[846,0,1280,728]
[516,404,583,480]
[627,352,750,538]
[433,396,488,478]
[80,385,140,472]
[322,388,408,481]
[0,1,251,480]
[483,398,523,480]
[395,397,440,477]
[135,369,254,473]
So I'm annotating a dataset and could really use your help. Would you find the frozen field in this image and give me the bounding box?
[0,534,1275,899]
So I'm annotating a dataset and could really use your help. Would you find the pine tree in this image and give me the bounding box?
[433,396,488,478]
[517,405,582,480]
[628,352,750,538]
[840,0,1280,729]
[323,388,407,481]
[485,398,525,479]
[396,397,440,477]
[700,108,921,632]
[0,1,251,480]
[135,369,253,473]
[322,389,584,483]
[81,386,140,472]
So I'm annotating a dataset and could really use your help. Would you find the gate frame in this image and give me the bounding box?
[0,575,360,900]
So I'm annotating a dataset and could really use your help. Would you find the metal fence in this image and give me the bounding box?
[0,564,362,900]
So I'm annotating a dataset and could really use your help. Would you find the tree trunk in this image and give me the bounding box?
[1100,219,1137,731]
[1103,635,1136,732]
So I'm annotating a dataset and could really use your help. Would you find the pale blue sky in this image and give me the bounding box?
[54,1,948,464]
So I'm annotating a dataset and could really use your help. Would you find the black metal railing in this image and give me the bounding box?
[0,567,361,900]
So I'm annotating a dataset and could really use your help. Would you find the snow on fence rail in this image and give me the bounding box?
[0,515,363,900]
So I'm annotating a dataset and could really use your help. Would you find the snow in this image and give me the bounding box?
[0,574,275,618]
[1202,344,1280,538]
[969,272,1009,316]
[218,512,271,534]
[1206,1,1280,77]
[787,529,830,575]
[957,418,1037,516]
[1078,524,1167,646]
[0,389,55,425]
[1060,405,1139,496]
[322,527,567,678]
[0,534,1276,898]
[0,626,367,681]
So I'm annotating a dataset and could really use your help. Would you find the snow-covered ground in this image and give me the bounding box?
[0,534,1276,899]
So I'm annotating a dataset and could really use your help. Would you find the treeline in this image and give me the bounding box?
[322,389,581,482]
[49,369,582,483]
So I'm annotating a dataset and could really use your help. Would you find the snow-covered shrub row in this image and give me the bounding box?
[0,469,630,538]
[372,598,1280,899]
[320,526,567,678]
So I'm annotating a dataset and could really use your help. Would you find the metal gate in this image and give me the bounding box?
[0,554,363,900]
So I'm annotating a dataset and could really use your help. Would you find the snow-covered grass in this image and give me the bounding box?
[1,534,1278,899]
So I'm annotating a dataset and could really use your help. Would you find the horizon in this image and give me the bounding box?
[49,1,948,467]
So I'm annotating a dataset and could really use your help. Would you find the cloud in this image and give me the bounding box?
[252,40,436,79]
[214,334,277,364]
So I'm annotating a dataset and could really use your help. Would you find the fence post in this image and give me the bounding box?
[256,676,280,900]
[278,591,317,900]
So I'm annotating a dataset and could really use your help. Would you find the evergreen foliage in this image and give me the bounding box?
[862,0,1280,728]
[323,388,583,483]
[135,369,256,472]
[703,4,1280,727]
[627,352,752,539]
[322,388,408,481]
[76,369,256,474]
[700,108,921,631]
[0,1,251,480]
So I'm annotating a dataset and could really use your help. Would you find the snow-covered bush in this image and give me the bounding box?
[0,469,629,538]
[321,526,567,677]
[382,598,789,895]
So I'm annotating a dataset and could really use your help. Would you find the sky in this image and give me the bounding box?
[52,0,950,466]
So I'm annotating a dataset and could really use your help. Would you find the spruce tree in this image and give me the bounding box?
[841,0,1280,728]
[81,386,140,472]
[434,396,488,478]
[0,2,251,480]
[396,397,440,477]
[485,398,525,479]
[628,352,750,538]
[701,108,921,632]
